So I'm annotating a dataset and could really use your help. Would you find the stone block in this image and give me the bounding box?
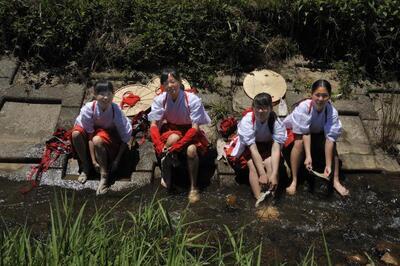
[135,141,156,172]
[337,116,373,155]
[0,101,61,159]
[0,163,33,182]
[340,154,377,171]
[374,149,400,173]
[0,56,18,88]
[334,95,378,120]
[57,107,80,129]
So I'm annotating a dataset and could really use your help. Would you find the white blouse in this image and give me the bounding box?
[74,101,132,143]
[230,112,287,157]
[283,99,342,142]
[148,90,211,126]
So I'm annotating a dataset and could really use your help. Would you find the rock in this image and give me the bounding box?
[232,87,252,113]
[200,124,218,145]
[225,194,238,208]
[374,148,400,173]
[0,55,18,88]
[362,120,381,146]
[381,252,399,265]
[56,107,80,129]
[346,254,368,265]
[215,75,235,88]
[135,141,156,171]
[337,116,373,155]
[334,95,378,120]
[197,90,227,108]
[340,154,377,171]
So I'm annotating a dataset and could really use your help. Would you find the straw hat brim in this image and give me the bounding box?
[147,76,191,94]
[243,70,287,102]
[114,84,156,117]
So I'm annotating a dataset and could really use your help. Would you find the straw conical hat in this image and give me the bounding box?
[114,84,156,117]
[243,70,287,102]
[147,76,191,95]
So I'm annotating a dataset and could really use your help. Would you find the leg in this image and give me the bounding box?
[71,131,90,183]
[248,159,261,199]
[160,133,180,189]
[92,136,109,195]
[286,138,304,195]
[187,144,200,203]
[332,156,349,196]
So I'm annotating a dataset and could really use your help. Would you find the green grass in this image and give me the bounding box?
[0,192,262,265]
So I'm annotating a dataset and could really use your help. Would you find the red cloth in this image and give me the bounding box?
[158,123,209,155]
[224,137,272,170]
[150,125,164,155]
[284,128,295,147]
[169,127,197,152]
[218,116,237,138]
[120,92,140,109]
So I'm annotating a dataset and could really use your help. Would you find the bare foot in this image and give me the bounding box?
[96,177,109,195]
[333,180,349,196]
[188,189,200,204]
[286,181,297,195]
[78,172,88,184]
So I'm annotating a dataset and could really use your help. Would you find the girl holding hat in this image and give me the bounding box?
[224,93,287,205]
[148,68,211,204]
[71,81,132,195]
[283,79,349,196]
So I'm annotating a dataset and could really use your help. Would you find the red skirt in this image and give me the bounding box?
[71,125,121,160]
[159,123,209,155]
[225,136,272,170]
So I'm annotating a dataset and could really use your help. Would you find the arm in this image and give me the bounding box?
[303,134,312,170]
[324,139,334,177]
[150,121,165,155]
[269,141,281,190]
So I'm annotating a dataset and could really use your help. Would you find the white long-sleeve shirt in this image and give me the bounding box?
[148,90,211,125]
[283,99,342,142]
[230,112,287,157]
[74,101,132,143]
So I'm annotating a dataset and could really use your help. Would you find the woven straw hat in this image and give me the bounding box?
[147,76,191,95]
[113,84,156,117]
[243,70,287,102]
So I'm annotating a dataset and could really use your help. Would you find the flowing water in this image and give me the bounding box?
[0,173,399,264]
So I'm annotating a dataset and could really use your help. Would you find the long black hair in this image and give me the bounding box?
[252,92,277,134]
[160,68,184,90]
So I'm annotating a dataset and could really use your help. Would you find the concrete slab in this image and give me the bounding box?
[56,107,80,129]
[374,149,400,174]
[337,116,373,155]
[0,56,18,88]
[0,163,34,182]
[334,95,378,120]
[362,120,381,146]
[5,84,85,107]
[340,154,377,171]
[135,141,156,172]
[0,101,61,159]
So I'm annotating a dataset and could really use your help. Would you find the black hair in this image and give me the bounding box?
[94,80,113,94]
[311,79,332,96]
[160,68,184,90]
[252,92,277,134]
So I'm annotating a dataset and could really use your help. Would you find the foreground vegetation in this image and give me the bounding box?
[0,193,263,265]
[1,0,399,81]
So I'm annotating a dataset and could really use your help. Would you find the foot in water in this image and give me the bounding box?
[78,172,88,184]
[96,176,109,195]
[333,179,349,196]
[286,181,297,195]
[188,189,200,204]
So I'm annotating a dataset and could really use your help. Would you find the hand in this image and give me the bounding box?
[269,174,278,192]
[92,161,100,173]
[259,174,268,190]
[304,156,313,171]
[110,159,119,174]
[324,165,332,177]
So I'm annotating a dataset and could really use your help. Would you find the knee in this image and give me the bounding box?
[293,139,304,150]
[92,136,104,147]
[71,130,83,140]
[186,144,198,158]
[166,134,180,145]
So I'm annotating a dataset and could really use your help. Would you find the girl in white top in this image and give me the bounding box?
[72,81,132,195]
[283,79,349,196]
[225,93,287,202]
[148,68,211,204]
